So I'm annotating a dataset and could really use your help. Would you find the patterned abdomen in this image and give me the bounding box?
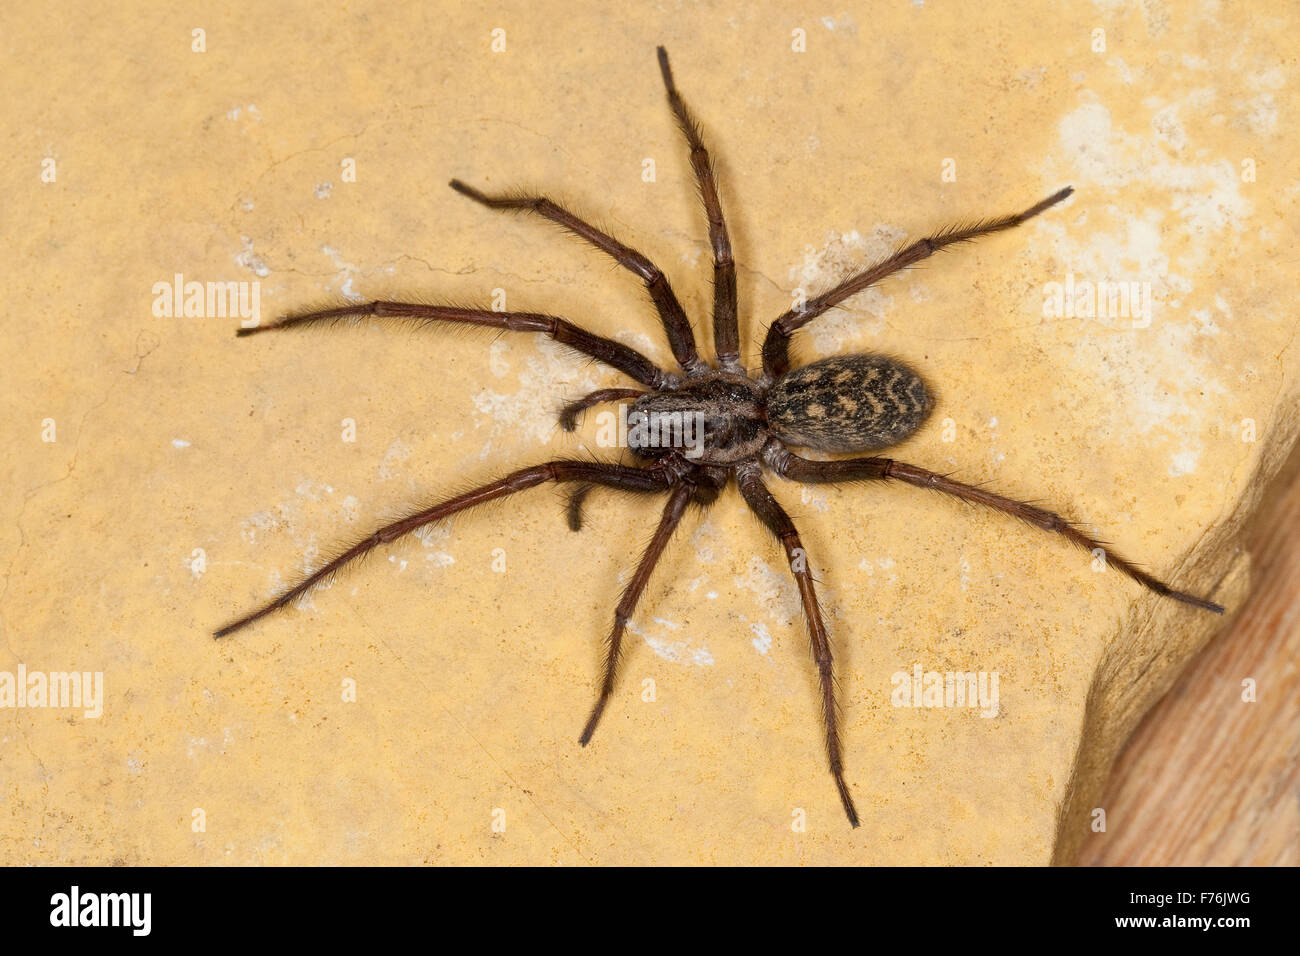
[766,354,933,453]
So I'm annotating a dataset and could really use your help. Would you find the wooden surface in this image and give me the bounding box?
[1077,452,1300,866]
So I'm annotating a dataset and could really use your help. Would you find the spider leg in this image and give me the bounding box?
[214,460,673,638]
[449,179,707,375]
[559,387,647,432]
[766,445,1224,614]
[566,485,596,532]
[656,47,740,373]
[237,302,673,390]
[579,482,695,746]
[567,459,720,532]
[761,187,1074,378]
[735,460,860,828]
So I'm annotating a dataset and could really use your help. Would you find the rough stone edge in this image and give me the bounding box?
[1051,423,1299,865]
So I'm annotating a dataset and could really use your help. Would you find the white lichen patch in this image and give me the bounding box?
[471,337,602,446]
[412,522,455,567]
[1042,94,1249,465]
[488,339,512,378]
[235,236,270,277]
[986,417,1007,466]
[613,328,663,360]
[627,618,715,666]
[320,245,368,303]
[293,478,332,502]
[1237,65,1284,135]
[684,525,722,602]
[733,555,800,623]
[798,484,830,512]
[226,104,262,122]
[1168,449,1201,477]
[236,482,381,602]
[857,555,898,585]
[787,225,910,354]
[819,14,859,33]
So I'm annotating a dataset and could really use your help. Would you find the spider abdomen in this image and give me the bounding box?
[766,354,933,453]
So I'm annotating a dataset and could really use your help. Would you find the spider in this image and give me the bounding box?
[215,47,1224,827]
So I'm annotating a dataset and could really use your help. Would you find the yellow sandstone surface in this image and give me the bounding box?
[1,1,1294,864]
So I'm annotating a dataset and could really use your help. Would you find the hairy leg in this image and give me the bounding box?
[450,179,706,374]
[762,187,1073,377]
[736,460,860,827]
[766,444,1223,614]
[214,461,674,638]
[656,47,740,372]
[559,387,647,432]
[579,483,695,745]
[239,301,673,390]
[567,463,720,532]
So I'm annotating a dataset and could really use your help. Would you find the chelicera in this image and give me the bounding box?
[216,48,1223,827]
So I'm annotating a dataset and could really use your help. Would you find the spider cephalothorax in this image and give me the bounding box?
[216,47,1223,827]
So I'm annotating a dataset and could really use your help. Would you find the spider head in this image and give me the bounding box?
[626,374,767,465]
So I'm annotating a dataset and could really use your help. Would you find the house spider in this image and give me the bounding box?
[215,47,1224,827]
